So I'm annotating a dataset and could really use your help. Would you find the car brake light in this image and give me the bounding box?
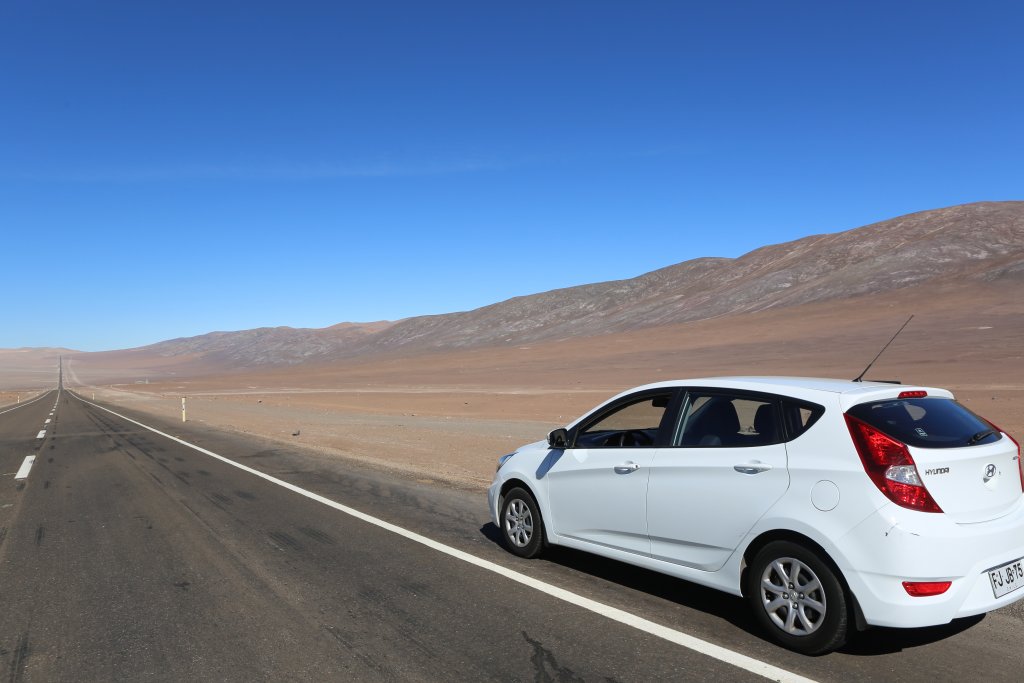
[898,390,928,399]
[984,419,1023,494]
[903,581,952,597]
[844,414,943,513]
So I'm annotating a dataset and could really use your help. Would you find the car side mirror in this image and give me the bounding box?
[548,428,569,449]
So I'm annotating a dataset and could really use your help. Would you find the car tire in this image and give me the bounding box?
[500,487,545,559]
[745,540,848,655]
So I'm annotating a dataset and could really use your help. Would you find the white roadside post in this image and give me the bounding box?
[182,397,187,423]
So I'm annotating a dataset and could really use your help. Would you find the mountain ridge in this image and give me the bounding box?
[70,200,1024,370]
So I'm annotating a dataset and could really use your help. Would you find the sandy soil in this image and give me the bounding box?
[76,384,560,489]
[0,390,48,410]
[57,283,1024,490]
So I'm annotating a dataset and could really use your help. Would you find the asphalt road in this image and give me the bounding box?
[1,388,1021,682]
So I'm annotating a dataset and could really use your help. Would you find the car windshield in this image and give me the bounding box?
[846,397,1001,449]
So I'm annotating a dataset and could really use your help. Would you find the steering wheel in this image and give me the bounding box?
[627,430,653,446]
[609,430,652,447]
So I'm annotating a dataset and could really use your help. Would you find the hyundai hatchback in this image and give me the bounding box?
[488,377,1024,654]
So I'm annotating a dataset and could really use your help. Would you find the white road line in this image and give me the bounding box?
[45,418,51,424]
[0,391,51,417]
[14,456,35,481]
[36,430,46,439]
[72,393,816,683]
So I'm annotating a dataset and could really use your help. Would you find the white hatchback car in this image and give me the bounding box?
[488,377,1024,654]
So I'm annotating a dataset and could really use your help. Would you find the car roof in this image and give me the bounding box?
[610,376,954,410]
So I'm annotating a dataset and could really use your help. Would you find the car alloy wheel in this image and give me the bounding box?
[759,557,826,636]
[500,487,544,558]
[746,540,848,655]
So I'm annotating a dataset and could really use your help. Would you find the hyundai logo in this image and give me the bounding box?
[984,463,998,482]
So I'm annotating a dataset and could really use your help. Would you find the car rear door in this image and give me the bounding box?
[646,390,791,571]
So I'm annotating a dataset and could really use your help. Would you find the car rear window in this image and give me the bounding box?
[846,397,1001,449]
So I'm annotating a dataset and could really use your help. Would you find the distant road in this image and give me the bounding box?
[1,388,1021,681]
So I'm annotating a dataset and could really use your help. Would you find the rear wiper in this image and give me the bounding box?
[968,428,998,445]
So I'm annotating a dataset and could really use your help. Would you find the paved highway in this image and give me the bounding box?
[1,386,1021,681]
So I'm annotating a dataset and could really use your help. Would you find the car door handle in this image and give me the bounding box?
[734,462,773,475]
[614,462,640,474]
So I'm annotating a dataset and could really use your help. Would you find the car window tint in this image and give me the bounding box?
[781,400,825,440]
[846,398,1000,449]
[673,393,781,447]
[576,394,671,448]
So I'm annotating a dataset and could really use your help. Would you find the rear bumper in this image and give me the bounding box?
[838,498,1024,628]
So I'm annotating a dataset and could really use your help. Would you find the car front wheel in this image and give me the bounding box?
[500,487,545,558]
[746,540,849,655]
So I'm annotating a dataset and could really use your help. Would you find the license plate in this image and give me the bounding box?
[989,558,1024,599]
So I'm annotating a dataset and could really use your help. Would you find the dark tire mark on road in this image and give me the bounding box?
[298,526,336,545]
[7,631,30,683]
[321,625,393,677]
[267,531,303,552]
[209,493,233,507]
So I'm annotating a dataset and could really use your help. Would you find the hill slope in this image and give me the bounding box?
[370,201,1023,349]
[73,201,1024,373]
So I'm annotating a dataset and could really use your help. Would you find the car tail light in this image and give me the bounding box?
[902,581,952,597]
[844,414,943,513]
[984,419,1023,494]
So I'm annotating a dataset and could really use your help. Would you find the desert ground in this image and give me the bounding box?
[35,281,1021,490]
[0,391,47,408]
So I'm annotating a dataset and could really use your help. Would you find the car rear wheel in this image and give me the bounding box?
[746,540,848,655]
[501,487,544,558]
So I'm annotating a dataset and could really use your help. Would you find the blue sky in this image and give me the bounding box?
[1,1,1021,351]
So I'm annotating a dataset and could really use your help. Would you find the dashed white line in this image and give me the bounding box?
[45,418,51,424]
[14,456,36,481]
[36,430,46,439]
[71,392,816,683]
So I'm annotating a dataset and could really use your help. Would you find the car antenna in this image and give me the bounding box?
[853,315,914,383]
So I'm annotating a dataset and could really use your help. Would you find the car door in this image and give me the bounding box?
[646,390,790,571]
[546,388,679,557]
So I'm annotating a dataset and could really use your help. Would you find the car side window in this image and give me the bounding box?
[781,400,824,440]
[575,393,673,448]
[672,392,781,447]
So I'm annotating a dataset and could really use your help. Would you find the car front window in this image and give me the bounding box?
[575,393,672,448]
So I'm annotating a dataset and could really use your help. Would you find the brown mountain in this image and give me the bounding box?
[370,201,1023,349]
[70,201,1024,376]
